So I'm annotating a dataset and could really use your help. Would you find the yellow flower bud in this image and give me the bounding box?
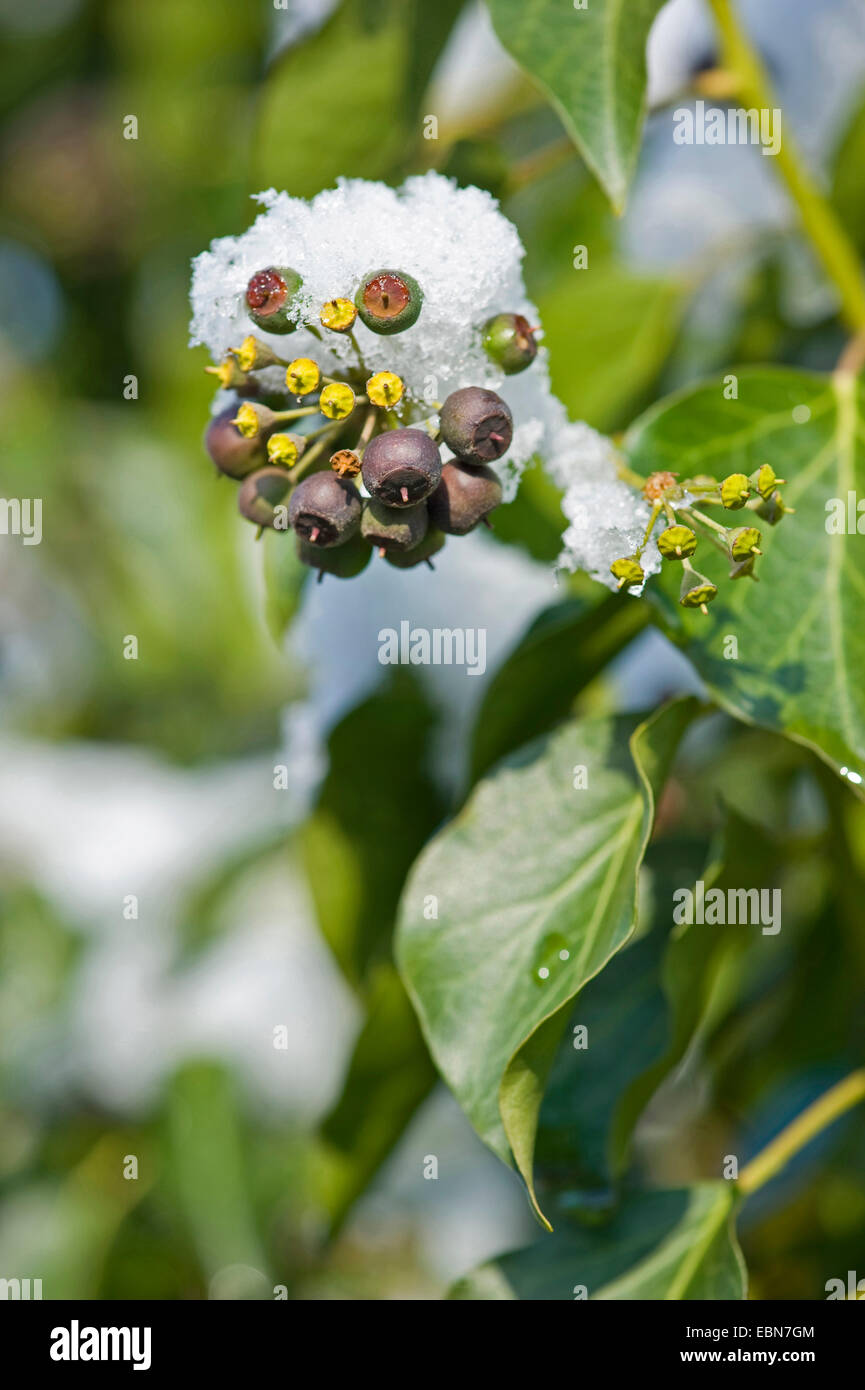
[285,357,321,396]
[366,371,404,407]
[320,382,356,419]
[320,298,357,333]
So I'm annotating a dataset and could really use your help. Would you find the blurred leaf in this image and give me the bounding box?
[405,0,467,119]
[540,265,685,431]
[262,528,309,643]
[166,1062,268,1287]
[831,92,865,254]
[253,0,409,196]
[625,367,865,787]
[397,699,697,1225]
[316,965,437,1234]
[449,1183,746,1299]
[302,669,445,989]
[470,593,649,783]
[486,0,666,213]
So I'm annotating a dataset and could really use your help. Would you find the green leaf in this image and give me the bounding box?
[316,965,437,1234]
[625,367,865,787]
[539,265,685,431]
[470,593,649,784]
[449,1183,746,1299]
[486,0,668,213]
[396,698,697,1226]
[533,834,744,1202]
[832,92,865,254]
[303,669,446,988]
[252,1,408,197]
[261,527,308,644]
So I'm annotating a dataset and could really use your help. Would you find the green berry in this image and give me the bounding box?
[385,528,446,570]
[205,407,267,479]
[288,471,361,547]
[361,428,442,506]
[361,498,428,552]
[657,524,697,560]
[296,532,372,581]
[751,463,786,500]
[427,460,502,535]
[245,266,303,334]
[355,269,423,335]
[481,313,538,375]
[237,467,292,529]
[439,386,512,465]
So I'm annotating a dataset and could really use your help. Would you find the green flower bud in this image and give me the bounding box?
[756,490,794,525]
[751,463,785,500]
[728,525,762,561]
[729,555,758,581]
[610,556,644,590]
[657,524,698,560]
[720,473,751,509]
[679,564,718,614]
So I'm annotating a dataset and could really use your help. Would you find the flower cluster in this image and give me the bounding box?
[609,464,792,611]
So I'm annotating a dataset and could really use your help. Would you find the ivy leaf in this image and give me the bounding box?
[486,0,667,213]
[261,529,307,644]
[449,1183,746,1299]
[470,593,649,784]
[396,698,697,1227]
[539,265,685,431]
[625,367,865,788]
[316,965,437,1236]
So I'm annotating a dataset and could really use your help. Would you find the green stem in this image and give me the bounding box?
[707,0,865,330]
[738,1069,865,1196]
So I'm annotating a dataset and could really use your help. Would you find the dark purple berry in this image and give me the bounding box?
[361,428,442,506]
[361,498,428,552]
[482,313,538,375]
[427,460,502,535]
[297,531,371,580]
[384,528,446,570]
[439,387,512,465]
[245,266,303,333]
[288,471,361,547]
[205,407,268,479]
[237,467,292,529]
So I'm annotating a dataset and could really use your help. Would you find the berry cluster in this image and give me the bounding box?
[610,464,793,613]
[202,264,539,580]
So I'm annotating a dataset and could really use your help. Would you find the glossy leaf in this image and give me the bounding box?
[625,367,865,787]
[487,0,667,212]
[449,1183,746,1299]
[397,698,697,1225]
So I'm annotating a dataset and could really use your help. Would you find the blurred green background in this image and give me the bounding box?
[1,0,865,1300]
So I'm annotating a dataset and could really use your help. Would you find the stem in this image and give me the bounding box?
[287,426,342,482]
[738,1069,865,1196]
[273,405,320,422]
[707,0,865,330]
